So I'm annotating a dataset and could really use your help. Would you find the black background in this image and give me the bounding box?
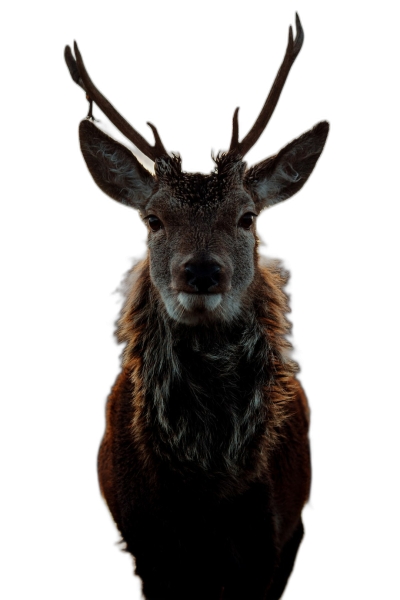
[22,2,388,600]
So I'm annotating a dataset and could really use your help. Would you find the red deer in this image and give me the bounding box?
[65,13,328,599]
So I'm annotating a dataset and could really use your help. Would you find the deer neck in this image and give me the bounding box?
[117,256,297,476]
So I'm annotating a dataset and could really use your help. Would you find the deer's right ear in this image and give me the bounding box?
[79,120,155,210]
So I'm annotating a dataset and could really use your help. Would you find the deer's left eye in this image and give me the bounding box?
[238,213,256,230]
[147,215,163,232]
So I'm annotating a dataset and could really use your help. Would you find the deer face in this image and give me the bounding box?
[67,13,329,325]
[144,156,257,324]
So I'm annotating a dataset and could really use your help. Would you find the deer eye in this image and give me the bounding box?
[147,215,163,232]
[238,213,256,230]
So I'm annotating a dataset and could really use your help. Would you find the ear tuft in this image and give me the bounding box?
[79,120,155,210]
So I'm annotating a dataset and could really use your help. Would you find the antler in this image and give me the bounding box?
[64,43,168,162]
[229,13,304,157]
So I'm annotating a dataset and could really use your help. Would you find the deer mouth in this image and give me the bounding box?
[163,288,242,325]
[177,292,223,313]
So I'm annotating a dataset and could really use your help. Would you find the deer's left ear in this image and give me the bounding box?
[244,121,329,210]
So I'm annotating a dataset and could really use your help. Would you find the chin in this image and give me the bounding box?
[161,290,243,326]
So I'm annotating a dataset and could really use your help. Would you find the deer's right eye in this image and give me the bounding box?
[148,215,163,232]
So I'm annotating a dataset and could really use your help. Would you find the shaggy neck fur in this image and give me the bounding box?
[117,256,298,478]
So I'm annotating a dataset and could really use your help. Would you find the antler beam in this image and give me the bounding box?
[64,43,168,162]
[229,13,304,157]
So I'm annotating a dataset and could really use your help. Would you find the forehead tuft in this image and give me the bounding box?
[154,152,247,207]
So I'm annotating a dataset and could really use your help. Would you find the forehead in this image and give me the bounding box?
[146,172,252,216]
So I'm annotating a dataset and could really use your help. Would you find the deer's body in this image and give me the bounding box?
[98,256,311,599]
[65,14,328,599]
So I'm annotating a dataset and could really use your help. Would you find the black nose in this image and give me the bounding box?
[185,263,221,293]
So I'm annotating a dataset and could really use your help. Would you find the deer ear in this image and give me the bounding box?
[79,119,155,210]
[244,121,329,210]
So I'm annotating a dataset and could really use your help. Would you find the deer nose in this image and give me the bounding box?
[185,263,221,294]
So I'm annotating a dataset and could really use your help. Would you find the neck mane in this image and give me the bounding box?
[117,255,298,477]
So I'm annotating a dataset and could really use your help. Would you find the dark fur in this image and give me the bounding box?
[98,257,311,599]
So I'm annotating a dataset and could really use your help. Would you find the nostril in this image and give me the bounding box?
[208,266,221,287]
[208,265,221,277]
[184,265,197,276]
[185,264,221,293]
[185,267,197,288]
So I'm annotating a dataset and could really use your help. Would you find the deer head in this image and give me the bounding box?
[65,14,328,326]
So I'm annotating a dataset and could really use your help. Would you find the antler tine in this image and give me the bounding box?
[65,42,168,162]
[229,13,304,157]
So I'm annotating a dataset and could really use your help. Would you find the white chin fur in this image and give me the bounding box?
[177,292,222,312]
[161,290,242,325]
